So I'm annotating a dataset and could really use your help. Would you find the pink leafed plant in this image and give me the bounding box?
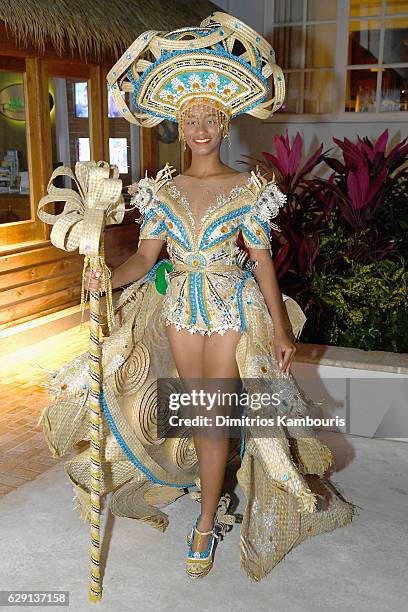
[318,129,408,231]
[240,130,324,283]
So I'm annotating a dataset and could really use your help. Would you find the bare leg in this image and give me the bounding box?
[165,322,205,477]
[194,329,241,551]
[166,323,241,553]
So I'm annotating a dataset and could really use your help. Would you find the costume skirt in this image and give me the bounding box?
[38,261,355,582]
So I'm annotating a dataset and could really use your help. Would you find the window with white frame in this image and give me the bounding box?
[347,0,408,112]
[271,0,338,114]
[269,0,408,116]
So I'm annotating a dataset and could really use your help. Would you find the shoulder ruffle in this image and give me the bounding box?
[248,168,287,231]
[128,163,176,219]
[254,180,287,231]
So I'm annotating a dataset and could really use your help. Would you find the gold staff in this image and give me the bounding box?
[38,161,124,602]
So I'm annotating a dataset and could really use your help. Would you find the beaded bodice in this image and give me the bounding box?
[131,163,286,335]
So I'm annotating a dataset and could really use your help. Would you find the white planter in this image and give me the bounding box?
[292,343,408,442]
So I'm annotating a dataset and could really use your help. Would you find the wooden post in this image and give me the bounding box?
[89,65,109,162]
[139,125,158,176]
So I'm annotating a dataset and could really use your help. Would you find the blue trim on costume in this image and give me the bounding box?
[201,226,237,251]
[239,202,273,246]
[166,229,190,252]
[140,202,190,251]
[240,426,246,460]
[157,203,192,251]
[200,206,248,249]
[240,223,263,247]
[236,270,253,332]
[253,214,270,235]
[143,207,156,221]
[186,514,217,559]
[127,47,270,123]
[100,389,197,488]
[188,272,197,325]
[154,220,167,236]
[254,47,262,72]
[146,259,169,283]
[140,214,167,238]
[196,272,210,325]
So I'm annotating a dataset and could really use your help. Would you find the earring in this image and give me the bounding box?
[221,119,231,148]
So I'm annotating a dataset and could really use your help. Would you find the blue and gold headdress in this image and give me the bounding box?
[107,11,285,139]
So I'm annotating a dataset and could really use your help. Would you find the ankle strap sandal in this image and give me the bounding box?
[185,516,219,579]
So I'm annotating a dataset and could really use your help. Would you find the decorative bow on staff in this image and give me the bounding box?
[38,161,125,331]
[37,161,127,603]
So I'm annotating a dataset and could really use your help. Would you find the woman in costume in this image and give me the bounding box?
[39,12,355,581]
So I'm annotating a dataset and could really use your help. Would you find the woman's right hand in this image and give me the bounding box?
[84,268,105,292]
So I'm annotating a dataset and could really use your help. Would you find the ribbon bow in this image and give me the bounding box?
[38,161,124,254]
[37,161,126,330]
[214,493,237,537]
[188,491,237,538]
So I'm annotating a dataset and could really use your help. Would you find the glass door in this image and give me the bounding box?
[0,56,51,247]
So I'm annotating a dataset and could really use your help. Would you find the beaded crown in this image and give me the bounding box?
[107,11,285,127]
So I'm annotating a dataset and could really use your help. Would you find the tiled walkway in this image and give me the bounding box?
[0,323,90,497]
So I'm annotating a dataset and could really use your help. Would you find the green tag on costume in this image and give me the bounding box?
[154,260,174,295]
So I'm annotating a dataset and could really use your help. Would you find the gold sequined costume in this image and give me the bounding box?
[39,11,355,582]
[38,158,355,582]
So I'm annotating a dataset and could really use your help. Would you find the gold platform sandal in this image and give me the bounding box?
[185,514,219,578]
[185,493,236,579]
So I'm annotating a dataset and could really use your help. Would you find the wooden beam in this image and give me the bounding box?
[139,125,158,176]
[0,55,25,71]
[46,60,91,79]
[25,57,53,240]
[0,257,83,291]
[0,270,82,308]
[100,66,110,162]
[89,64,108,162]
[0,285,82,326]
[0,245,78,274]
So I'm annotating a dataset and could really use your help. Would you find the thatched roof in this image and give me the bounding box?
[0,0,221,62]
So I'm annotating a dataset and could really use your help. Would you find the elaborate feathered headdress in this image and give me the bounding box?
[107,11,285,142]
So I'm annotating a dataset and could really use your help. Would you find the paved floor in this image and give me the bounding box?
[0,434,407,612]
[1,325,407,610]
[0,323,89,497]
